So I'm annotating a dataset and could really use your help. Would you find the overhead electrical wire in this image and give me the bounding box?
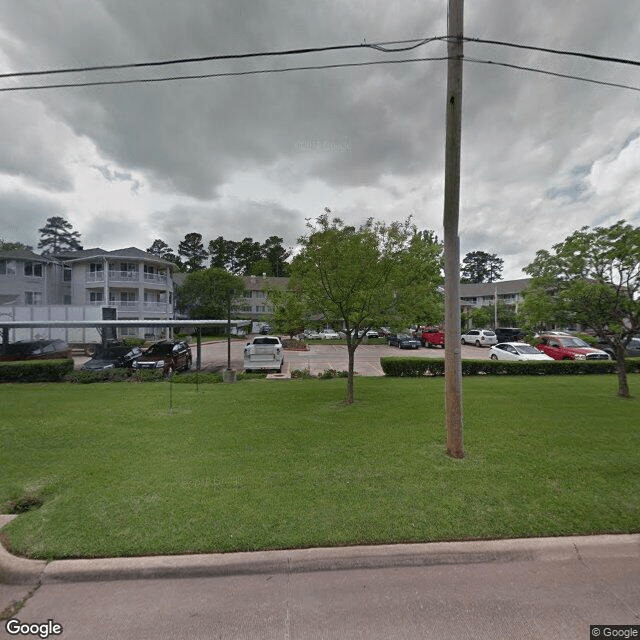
[1,35,639,93]
[0,37,442,79]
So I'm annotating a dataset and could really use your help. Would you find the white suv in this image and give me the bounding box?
[461,329,498,347]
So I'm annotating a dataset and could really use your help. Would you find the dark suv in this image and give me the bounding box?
[132,340,192,375]
[81,343,143,370]
[0,339,71,361]
[495,327,525,343]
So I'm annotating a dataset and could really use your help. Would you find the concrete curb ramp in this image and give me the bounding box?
[1,515,639,585]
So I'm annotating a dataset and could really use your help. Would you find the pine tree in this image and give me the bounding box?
[37,217,83,255]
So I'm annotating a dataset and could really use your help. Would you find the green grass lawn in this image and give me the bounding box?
[1,375,638,560]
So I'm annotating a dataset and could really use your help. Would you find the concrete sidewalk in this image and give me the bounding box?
[2,514,639,586]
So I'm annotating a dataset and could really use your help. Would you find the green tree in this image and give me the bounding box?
[261,235,290,277]
[178,233,208,272]
[177,268,246,319]
[461,251,503,283]
[263,286,309,337]
[37,216,83,255]
[208,236,234,270]
[0,240,33,251]
[146,239,180,265]
[523,220,640,397]
[290,212,443,404]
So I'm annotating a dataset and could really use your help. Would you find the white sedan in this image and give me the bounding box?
[489,342,554,361]
[319,329,341,340]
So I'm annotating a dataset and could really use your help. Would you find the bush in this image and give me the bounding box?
[281,338,308,351]
[379,357,633,377]
[290,368,314,379]
[318,369,351,379]
[0,359,74,383]
[65,368,135,384]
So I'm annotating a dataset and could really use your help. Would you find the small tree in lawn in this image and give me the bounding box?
[263,286,309,338]
[290,211,443,404]
[37,216,83,255]
[523,220,640,398]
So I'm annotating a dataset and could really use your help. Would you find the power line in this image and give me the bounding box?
[460,36,640,68]
[0,56,450,92]
[465,57,640,92]
[0,37,443,80]
[2,54,639,94]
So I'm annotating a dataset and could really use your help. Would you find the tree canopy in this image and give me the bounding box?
[287,212,443,404]
[37,216,83,255]
[177,268,247,319]
[461,250,503,283]
[522,220,640,397]
[177,233,208,272]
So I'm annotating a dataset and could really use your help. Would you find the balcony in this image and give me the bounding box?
[143,272,168,285]
[108,270,139,283]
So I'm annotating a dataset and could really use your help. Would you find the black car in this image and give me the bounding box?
[0,339,71,361]
[595,337,640,360]
[387,333,421,349]
[495,327,525,343]
[132,340,192,375]
[81,343,143,371]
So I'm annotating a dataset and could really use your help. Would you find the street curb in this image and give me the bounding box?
[1,512,638,584]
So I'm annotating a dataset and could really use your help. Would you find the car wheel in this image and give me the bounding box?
[490,354,498,360]
[460,338,466,345]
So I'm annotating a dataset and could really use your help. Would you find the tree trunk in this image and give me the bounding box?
[346,342,356,405]
[615,344,630,398]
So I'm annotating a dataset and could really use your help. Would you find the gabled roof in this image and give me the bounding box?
[55,247,175,267]
[0,248,51,262]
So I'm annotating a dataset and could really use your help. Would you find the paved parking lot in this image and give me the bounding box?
[192,340,491,377]
[73,340,492,377]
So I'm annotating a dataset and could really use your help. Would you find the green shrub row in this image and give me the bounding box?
[380,357,640,377]
[0,359,74,382]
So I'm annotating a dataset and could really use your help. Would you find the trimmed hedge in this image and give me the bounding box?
[0,359,75,383]
[380,357,640,377]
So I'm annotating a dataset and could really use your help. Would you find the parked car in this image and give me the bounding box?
[81,343,143,370]
[534,334,610,360]
[365,329,379,339]
[594,337,640,360]
[460,329,498,347]
[243,335,284,372]
[132,340,192,375]
[419,327,445,348]
[319,329,340,340]
[0,339,71,361]
[302,329,321,340]
[495,327,525,343]
[387,333,421,349]
[489,342,553,361]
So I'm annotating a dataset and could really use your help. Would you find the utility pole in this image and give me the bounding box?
[443,0,464,458]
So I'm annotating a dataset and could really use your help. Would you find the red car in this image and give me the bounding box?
[419,327,445,348]
[535,333,610,361]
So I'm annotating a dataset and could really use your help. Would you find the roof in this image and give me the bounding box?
[0,248,52,262]
[459,278,532,297]
[55,247,176,267]
[244,275,289,291]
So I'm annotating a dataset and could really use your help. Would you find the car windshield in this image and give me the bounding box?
[146,343,173,355]
[95,345,132,358]
[514,345,540,355]
[558,337,589,348]
[483,331,496,336]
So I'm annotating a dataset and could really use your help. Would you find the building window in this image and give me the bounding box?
[0,259,17,276]
[254,291,265,299]
[63,266,72,282]
[256,305,266,313]
[89,291,104,303]
[63,295,72,305]
[89,262,103,273]
[25,291,43,305]
[24,262,43,277]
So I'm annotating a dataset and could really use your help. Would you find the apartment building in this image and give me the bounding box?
[459,278,531,313]
[1,246,177,340]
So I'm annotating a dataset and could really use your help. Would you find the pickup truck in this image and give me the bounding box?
[419,327,445,348]
[243,336,284,372]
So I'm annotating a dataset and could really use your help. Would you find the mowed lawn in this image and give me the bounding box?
[1,375,639,560]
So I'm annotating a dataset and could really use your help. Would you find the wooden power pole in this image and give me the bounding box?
[443,0,464,458]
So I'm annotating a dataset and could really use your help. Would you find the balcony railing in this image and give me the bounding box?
[143,273,168,284]
[108,270,139,282]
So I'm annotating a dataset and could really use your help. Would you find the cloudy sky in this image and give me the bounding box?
[1,1,639,279]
